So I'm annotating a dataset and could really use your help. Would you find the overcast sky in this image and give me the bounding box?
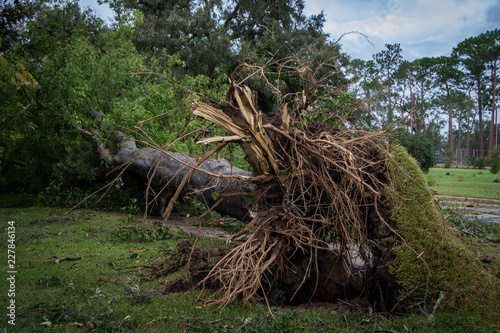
[304,0,500,61]
[80,0,500,61]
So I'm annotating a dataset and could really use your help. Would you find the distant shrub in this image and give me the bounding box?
[473,157,486,169]
[466,156,485,169]
[443,150,454,169]
[396,132,437,173]
[426,174,437,186]
[489,147,500,175]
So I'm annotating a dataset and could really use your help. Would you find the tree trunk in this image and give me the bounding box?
[477,78,484,157]
[411,92,415,134]
[489,60,497,153]
[111,133,257,222]
[387,67,392,118]
[446,81,454,153]
[418,83,425,134]
[457,109,462,164]
[466,85,472,154]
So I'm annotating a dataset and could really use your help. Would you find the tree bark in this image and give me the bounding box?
[489,60,497,153]
[466,85,472,153]
[417,82,425,134]
[457,108,462,163]
[446,81,454,153]
[478,78,484,157]
[111,132,257,222]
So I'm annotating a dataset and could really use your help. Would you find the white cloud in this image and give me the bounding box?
[305,0,499,60]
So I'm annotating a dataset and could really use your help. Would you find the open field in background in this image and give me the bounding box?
[428,167,500,200]
[0,204,499,332]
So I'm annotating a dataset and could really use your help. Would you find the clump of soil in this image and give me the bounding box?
[150,241,230,292]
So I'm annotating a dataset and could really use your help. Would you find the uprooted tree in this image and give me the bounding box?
[88,61,497,314]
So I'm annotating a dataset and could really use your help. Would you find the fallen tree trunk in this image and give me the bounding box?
[111,132,259,223]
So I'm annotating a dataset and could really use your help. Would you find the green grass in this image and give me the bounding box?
[0,204,499,332]
[428,167,500,199]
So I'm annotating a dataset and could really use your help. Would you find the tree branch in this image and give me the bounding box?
[223,0,242,28]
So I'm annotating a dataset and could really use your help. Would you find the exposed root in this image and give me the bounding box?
[147,60,439,311]
[178,67,398,308]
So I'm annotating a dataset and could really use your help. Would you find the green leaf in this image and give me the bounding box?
[0,56,6,73]
[211,191,220,200]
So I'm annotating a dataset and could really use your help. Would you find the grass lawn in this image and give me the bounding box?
[1,200,499,332]
[428,167,500,199]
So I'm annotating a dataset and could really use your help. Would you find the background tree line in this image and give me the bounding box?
[348,30,499,172]
[1,0,498,207]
